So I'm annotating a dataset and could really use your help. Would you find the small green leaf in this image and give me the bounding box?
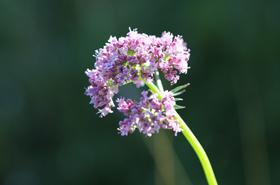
[173,89,186,96]
[107,79,113,86]
[171,83,190,93]
[127,49,136,56]
[122,61,129,67]
[175,98,183,101]
[164,54,171,61]
[174,104,186,110]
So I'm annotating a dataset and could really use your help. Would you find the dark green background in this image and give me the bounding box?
[1,0,279,185]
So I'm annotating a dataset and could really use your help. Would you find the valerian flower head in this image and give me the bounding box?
[117,91,181,137]
[85,28,190,136]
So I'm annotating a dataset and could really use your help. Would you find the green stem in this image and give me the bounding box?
[145,80,218,185]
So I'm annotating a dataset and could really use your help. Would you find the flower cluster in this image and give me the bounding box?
[85,29,190,118]
[117,91,181,137]
[85,28,190,136]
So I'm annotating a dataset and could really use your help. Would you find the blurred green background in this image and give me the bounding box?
[0,0,279,185]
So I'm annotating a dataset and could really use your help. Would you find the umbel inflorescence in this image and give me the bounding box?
[85,29,218,185]
[85,28,190,137]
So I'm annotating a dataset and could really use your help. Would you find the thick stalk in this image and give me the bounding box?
[145,80,218,185]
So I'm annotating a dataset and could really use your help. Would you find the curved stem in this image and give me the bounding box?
[145,80,218,185]
[173,112,218,185]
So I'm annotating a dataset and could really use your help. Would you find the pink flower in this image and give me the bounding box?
[116,91,181,137]
[85,28,190,136]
